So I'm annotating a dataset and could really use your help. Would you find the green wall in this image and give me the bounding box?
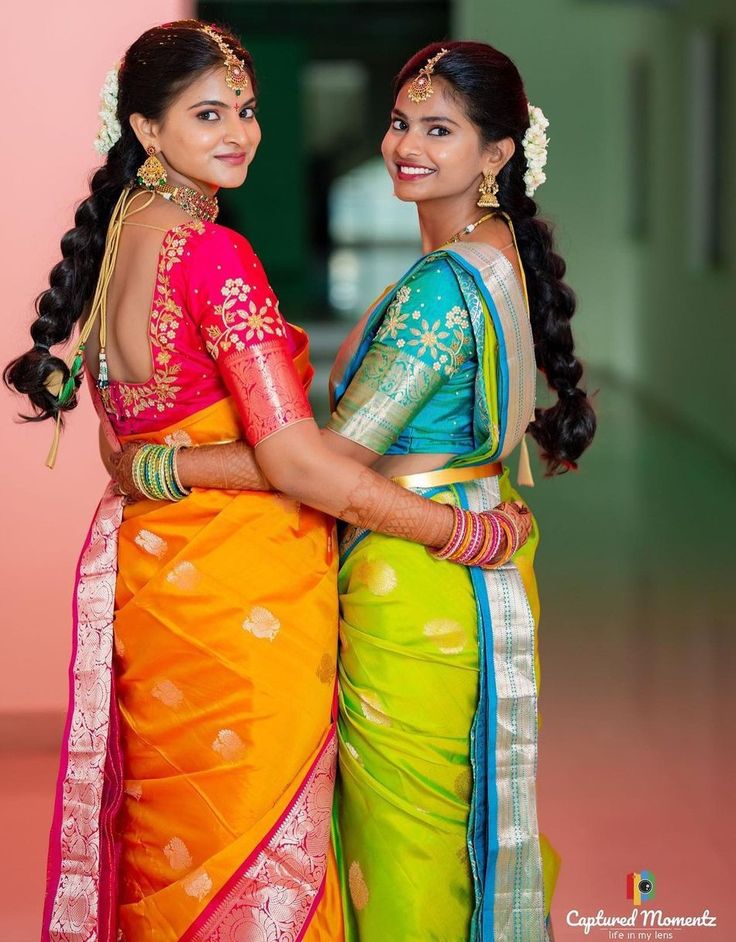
[457,0,736,462]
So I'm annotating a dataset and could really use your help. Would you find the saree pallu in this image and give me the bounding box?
[42,396,343,942]
[331,240,561,941]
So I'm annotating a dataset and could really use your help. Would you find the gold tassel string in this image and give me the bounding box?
[517,433,535,488]
[45,188,155,468]
[496,211,535,488]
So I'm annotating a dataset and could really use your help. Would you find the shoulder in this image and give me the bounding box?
[388,253,461,311]
[180,222,269,290]
[183,221,258,263]
[407,252,459,291]
[376,252,473,365]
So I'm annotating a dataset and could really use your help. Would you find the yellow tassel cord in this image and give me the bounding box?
[45,188,155,468]
[517,433,535,488]
[496,212,535,489]
[498,211,531,316]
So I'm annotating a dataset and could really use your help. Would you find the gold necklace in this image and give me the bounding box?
[148,182,219,223]
[446,211,495,244]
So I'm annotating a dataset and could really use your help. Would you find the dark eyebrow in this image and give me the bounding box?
[188,97,256,110]
[392,107,459,128]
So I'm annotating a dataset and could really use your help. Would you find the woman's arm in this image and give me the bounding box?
[254,418,451,546]
[105,230,529,555]
[123,256,468,491]
[104,419,530,559]
[101,430,273,499]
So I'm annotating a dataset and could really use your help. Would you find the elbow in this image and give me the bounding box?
[262,450,321,497]
[266,463,297,494]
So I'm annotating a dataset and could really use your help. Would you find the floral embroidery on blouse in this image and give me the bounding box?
[204,278,285,358]
[408,318,449,360]
[375,285,470,377]
[379,301,411,341]
[115,221,204,418]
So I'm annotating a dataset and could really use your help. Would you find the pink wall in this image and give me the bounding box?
[0,0,191,714]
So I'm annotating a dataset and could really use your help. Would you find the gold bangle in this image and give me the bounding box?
[171,446,191,497]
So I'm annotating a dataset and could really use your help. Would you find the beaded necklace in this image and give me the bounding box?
[147,182,219,223]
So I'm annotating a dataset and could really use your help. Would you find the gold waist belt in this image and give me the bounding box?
[391,461,503,489]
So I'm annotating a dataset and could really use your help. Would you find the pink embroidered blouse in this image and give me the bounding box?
[102,220,313,444]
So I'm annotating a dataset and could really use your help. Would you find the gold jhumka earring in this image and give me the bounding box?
[407,48,450,103]
[135,145,219,222]
[477,169,500,208]
[137,146,167,188]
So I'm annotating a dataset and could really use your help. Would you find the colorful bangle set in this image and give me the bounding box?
[429,505,522,569]
[131,444,190,502]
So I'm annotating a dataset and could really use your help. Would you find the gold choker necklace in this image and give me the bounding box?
[147,183,219,223]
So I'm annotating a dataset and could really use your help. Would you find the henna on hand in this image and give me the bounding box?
[107,442,146,501]
[335,466,454,547]
[504,500,533,545]
[176,442,272,492]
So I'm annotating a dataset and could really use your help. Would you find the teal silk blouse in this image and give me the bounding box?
[328,258,477,455]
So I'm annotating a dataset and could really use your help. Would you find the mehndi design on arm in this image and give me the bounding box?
[336,467,453,547]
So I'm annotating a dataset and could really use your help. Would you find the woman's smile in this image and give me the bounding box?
[214,151,247,165]
[396,162,437,181]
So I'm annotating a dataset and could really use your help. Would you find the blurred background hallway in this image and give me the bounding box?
[1,0,734,939]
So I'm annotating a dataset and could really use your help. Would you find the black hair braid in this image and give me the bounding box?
[4,127,143,422]
[497,147,597,474]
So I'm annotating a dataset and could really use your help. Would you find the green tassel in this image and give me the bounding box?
[57,345,86,407]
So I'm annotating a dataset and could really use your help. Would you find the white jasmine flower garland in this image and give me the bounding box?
[522,104,549,197]
[93,66,122,156]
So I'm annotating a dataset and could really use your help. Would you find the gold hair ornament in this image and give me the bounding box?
[407,47,449,103]
[200,24,249,96]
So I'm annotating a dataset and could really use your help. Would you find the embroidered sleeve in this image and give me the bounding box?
[189,229,313,445]
[327,259,473,454]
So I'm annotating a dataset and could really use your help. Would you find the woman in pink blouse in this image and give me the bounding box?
[5,22,530,942]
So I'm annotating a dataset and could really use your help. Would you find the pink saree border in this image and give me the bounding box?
[41,485,124,942]
[180,727,337,942]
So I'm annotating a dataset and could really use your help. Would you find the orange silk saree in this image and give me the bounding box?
[43,399,343,941]
[42,216,344,941]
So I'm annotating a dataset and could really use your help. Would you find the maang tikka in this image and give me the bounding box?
[407,48,449,103]
[200,24,249,96]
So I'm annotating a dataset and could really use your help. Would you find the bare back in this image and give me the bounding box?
[84,192,195,384]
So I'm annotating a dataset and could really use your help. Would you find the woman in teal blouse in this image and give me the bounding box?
[108,39,596,942]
